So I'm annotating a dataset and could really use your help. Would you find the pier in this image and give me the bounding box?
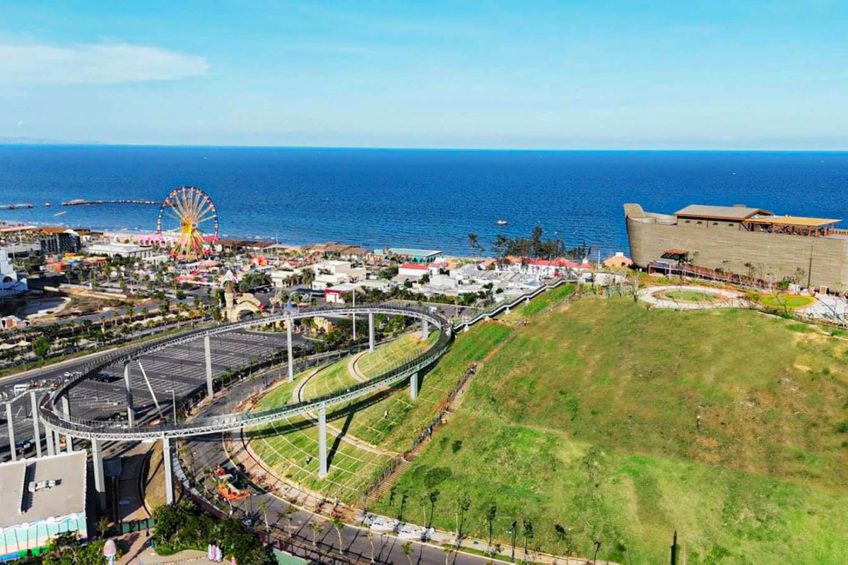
[61,198,158,207]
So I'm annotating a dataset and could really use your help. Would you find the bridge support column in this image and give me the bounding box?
[163,436,174,505]
[92,438,106,509]
[318,403,328,478]
[53,426,61,454]
[6,402,15,462]
[30,391,42,458]
[124,362,134,426]
[46,428,55,456]
[421,320,429,340]
[368,313,375,352]
[60,396,73,452]
[286,319,294,382]
[204,335,214,399]
[410,372,418,400]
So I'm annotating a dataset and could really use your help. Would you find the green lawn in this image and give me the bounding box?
[373,298,848,563]
[761,293,816,310]
[247,325,515,501]
[661,289,716,303]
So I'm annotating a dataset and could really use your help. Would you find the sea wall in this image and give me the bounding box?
[625,209,848,291]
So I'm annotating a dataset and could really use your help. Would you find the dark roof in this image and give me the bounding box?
[675,204,772,221]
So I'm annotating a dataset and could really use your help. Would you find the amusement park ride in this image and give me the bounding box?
[156,185,219,259]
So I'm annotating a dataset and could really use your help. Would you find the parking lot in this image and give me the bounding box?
[1,328,309,461]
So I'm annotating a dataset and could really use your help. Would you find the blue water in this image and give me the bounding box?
[1,146,847,256]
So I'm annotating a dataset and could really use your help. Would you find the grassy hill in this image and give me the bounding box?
[372,298,848,563]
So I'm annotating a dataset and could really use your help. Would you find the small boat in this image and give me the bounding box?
[44,202,51,207]
[53,211,67,217]
[496,219,508,226]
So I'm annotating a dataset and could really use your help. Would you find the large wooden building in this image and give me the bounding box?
[624,203,848,292]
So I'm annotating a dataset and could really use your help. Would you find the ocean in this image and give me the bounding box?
[1,146,847,257]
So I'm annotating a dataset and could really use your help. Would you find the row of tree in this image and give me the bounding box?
[469,227,593,260]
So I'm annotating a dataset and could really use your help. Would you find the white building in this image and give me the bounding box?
[311,260,367,290]
[0,251,27,298]
[398,262,429,279]
[0,451,88,557]
[86,241,154,259]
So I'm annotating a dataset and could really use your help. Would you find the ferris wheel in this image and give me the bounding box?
[156,186,219,256]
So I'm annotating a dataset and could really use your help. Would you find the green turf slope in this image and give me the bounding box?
[373,298,848,564]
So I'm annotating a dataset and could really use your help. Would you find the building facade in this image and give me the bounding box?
[625,203,848,292]
[0,451,88,559]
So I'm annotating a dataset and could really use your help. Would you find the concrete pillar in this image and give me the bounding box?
[410,372,419,401]
[318,403,328,478]
[30,391,42,458]
[204,335,214,399]
[60,396,73,453]
[92,438,105,508]
[6,402,15,462]
[421,320,429,340]
[368,313,375,352]
[46,428,55,456]
[53,426,61,454]
[124,362,134,426]
[286,319,294,382]
[352,312,357,342]
[163,436,174,505]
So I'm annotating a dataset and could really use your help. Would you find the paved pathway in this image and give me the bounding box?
[639,284,747,310]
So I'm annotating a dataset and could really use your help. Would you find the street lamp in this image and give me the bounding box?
[166,389,177,423]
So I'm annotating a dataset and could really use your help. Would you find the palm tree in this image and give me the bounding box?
[522,518,534,561]
[331,515,345,554]
[96,516,111,539]
[258,499,270,535]
[487,504,498,554]
[307,520,323,547]
[427,489,440,529]
[367,529,376,563]
[401,541,414,565]
[456,494,471,538]
[467,233,481,256]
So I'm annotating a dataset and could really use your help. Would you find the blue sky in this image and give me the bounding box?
[1,1,846,149]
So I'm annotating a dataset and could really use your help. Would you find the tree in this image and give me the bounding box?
[258,499,270,535]
[367,528,377,563]
[401,541,414,565]
[283,504,296,534]
[427,489,440,528]
[301,267,315,286]
[522,518,534,560]
[487,504,498,553]
[33,336,51,359]
[554,523,572,556]
[467,232,484,255]
[456,494,471,538]
[96,516,111,538]
[308,520,323,547]
[331,515,346,554]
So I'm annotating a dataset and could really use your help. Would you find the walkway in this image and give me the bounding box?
[639,284,748,310]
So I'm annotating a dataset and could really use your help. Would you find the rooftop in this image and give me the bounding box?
[0,451,87,529]
[675,204,772,221]
[389,248,441,257]
[745,215,840,228]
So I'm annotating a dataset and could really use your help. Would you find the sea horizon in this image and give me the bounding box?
[2,146,848,257]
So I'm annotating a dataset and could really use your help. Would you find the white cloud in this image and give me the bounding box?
[0,41,209,84]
